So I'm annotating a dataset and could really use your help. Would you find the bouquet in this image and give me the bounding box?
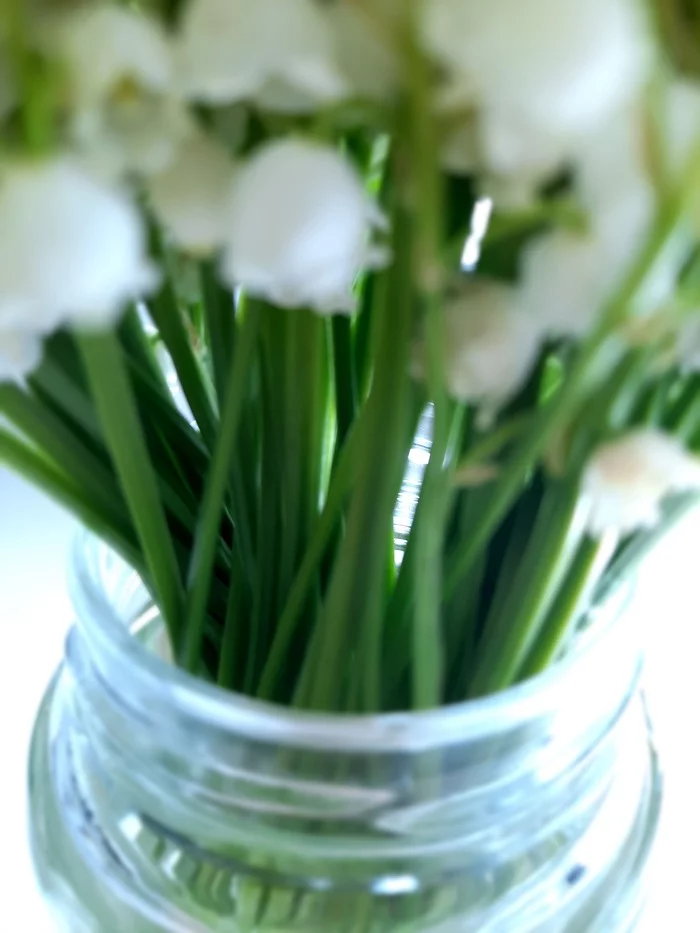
[2,0,700,715]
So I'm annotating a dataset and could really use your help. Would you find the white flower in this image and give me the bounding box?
[0,328,43,384]
[328,1,400,102]
[148,134,236,254]
[440,280,543,404]
[664,79,700,177]
[176,0,347,111]
[220,139,388,313]
[425,0,651,163]
[0,157,157,331]
[520,231,612,337]
[582,430,700,537]
[52,3,191,176]
[521,99,690,340]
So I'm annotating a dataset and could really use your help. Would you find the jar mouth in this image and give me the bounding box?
[70,532,639,753]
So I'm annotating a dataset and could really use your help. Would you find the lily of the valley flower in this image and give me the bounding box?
[148,134,237,254]
[0,328,43,385]
[582,430,700,537]
[52,3,191,176]
[0,157,157,331]
[426,0,651,174]
[177,0,347,111]
[520,230,612,337]
[328,1,400,102]
[520,97,692,339]
[440,280,543,405]
[220,139,388,313]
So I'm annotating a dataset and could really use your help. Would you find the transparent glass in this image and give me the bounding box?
[29,536,662,932]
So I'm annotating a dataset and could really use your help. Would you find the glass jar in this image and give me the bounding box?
[29,535,662,932]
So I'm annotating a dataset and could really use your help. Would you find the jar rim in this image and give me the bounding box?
[70,532,639,753]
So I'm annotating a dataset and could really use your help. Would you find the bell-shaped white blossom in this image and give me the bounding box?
[520,103,668,338]
[664,80,700,177]
[440,280,543,404]
[0,157,157,331]
[148,134,237,254]
[220,139,388,313]
[520,231,612,337]
[425,0,651,167]
[51,3,191,176]
[176,0,347,111]
[582,430,700,537]
[0,328,43,384]
[328,1,400,102]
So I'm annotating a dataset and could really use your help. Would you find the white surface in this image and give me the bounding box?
[1,466,699,929]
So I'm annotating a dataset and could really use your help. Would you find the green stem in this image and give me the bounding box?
[200,260,235,407]
[296,195,415,712]
[330,315,357,456]
[256,415,363,701]
[517,536,612,680]
[467,478,582,697]
[78,331,185,649]
[181,308,260,672]
[147,226,218,447]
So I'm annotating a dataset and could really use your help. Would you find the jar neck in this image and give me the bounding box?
[60,537,647,887]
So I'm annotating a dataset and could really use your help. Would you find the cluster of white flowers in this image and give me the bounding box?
[0,0,394,383]
[2,0,700,546]
[428,0,651,190]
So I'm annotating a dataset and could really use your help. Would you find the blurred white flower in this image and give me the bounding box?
[479,108,569,182]
[582,430,700,536]
[0,328,43,384]
[664,79,700,177]
[220,139,387,313]
[440,280,543,404]
[328,1,400,101]
[148,134,236,254]
[426,0,651,168]
[576,106,655,265]
[52,3,191,176]
[176,0,347,111]
[521,231,612,337]
[0,157,157,331]
[441,111,567,207]
[521,105,670,339]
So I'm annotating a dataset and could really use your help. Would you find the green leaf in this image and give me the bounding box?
[78,330,185,651]
[181,307,261,672]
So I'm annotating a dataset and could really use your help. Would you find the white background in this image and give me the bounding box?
[1,467,699,930]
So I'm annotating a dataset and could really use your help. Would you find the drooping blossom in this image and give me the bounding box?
[439,280,543,405]
[51,3,191,176]
[0,157,157,331]
[582,429,700,536]
[176,0,347,111]
[220,139,388,313]
[148,134,237,254]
